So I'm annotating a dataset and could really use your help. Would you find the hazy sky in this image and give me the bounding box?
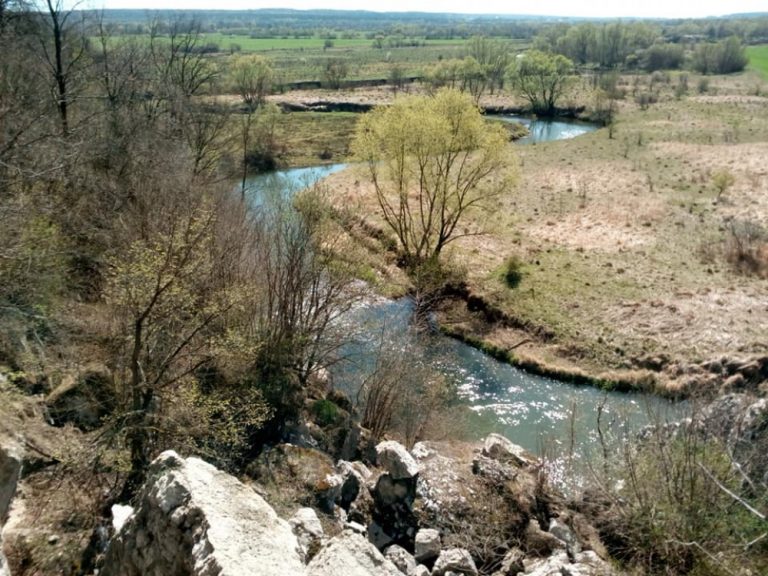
[93,0,767,19]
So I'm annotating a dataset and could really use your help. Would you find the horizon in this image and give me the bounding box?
[87,1,768,20]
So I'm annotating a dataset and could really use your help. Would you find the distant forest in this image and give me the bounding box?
[95,8,768,43]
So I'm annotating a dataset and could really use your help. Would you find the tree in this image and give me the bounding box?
[352,88,515,268]
[230,55,275,191]
[467,36,510,94]
[37,0,89,137]
[230,54,273,110]
[508,50,574,116]
[693,36,748,74]
[322,58,348,89]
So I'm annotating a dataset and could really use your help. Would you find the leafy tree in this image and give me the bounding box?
[693,36,748,74]
[508,50,573,115]
[352,88,515,268]
[230,54,273,109]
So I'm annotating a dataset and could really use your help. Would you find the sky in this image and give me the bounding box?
[92,0,768,19]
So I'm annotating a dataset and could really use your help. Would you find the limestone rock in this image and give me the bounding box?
[376,441,420,480]
[492,547,525,576]
[523,550,617,575]
[384,544,416,575]
[548,518,580,554]
[290,507,324,562]
[307,530,402,576]
[413,566,430,576]
[431,548,478,576]
[0,439,22,522]
[0,438,22,576]
[102,451,305,576]
[414,528,441,563]
[482,434,536,468]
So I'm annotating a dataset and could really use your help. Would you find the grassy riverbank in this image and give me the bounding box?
[320,71,768,395]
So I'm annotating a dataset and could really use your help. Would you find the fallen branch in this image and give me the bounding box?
[698,462,766,521]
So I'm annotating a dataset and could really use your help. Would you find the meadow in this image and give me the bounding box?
[747,44,768,78]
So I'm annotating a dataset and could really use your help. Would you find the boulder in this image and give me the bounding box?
[101,451,305,576]
[413,566,430,576]
[0,439,22,522]
[307,530,402,576]
[414,528,441,563]
[492,547,525,576]
[482,434,536,468]
[384,544,416,575]
[523,550,617,575]
[376,441,420,480]
[548,518,580,554]
[431,548,478,576]
[0,438,22,576]
[290,507,324,562]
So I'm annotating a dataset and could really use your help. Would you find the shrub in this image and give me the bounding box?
[591,423,768,575]
[725,219,768,278]
[502,255,524,288]
[311,398,341,427]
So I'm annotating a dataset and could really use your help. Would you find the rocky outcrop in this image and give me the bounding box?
[306,530,402,576]
[522,550,617,575]
[102,451,306,576]
[376,441,420,480]
[0,438,22,576]
[100,435,619,576]
[432,548,478,576]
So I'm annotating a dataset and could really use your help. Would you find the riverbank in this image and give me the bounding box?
[318,71,768,398]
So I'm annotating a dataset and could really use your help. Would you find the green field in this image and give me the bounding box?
[202,33,372,52]
[747,45,768,78]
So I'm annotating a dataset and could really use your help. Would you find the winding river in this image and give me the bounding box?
[245,116,684,466]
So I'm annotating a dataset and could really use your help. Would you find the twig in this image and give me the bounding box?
[698,462,766,521]
[745,532,767,550]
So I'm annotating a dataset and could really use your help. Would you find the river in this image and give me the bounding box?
[244,116,683,469]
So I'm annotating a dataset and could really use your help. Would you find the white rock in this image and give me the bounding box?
[307,530,402,576]
[111,504,134,533]
[384,544,416,575]
[548,518,580,553]
[482,434,536,467]
[102,450,305,576]
[376,441,420,480]
[0,438,22,576]
[290,507,324,562]
[414,528,440,563]
[412,566,430,576]
[524,550,618,576]
[431,548,478,576]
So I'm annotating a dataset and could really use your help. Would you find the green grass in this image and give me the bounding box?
[203,33,372,52]
[746,45,768,79]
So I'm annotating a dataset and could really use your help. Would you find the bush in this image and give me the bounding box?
[502,255,524,288]
[591,424,768,575]
[642,43,685,71]
[725,219,768,278]
[311,398,341,427]
[692,37,748,75]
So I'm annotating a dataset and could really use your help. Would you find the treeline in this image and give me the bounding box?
[94,9,768,45]
[535,21,752,73]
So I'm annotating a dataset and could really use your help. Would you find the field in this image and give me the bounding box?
[747,44,768,79]
[321,71,768,394]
